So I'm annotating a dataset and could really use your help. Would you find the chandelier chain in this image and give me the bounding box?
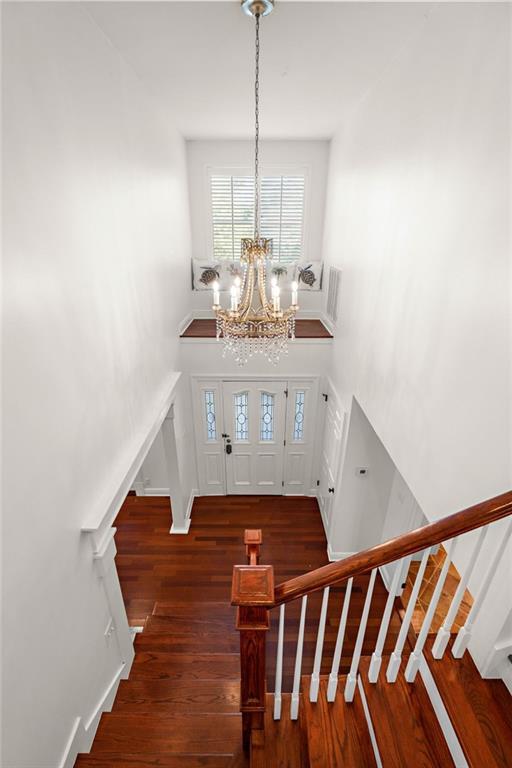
[212,2,298,366]
[254,12,260,237]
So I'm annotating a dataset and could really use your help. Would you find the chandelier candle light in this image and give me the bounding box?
[212,0,299,365]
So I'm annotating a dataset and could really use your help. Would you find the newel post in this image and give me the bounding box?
[231,529,274,754]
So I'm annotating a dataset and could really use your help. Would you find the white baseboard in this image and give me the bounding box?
[59,663,125,768]
[419,654,468,767]
[132,480,145,496]
[59,717,82,768]
[327,544,354,562]
[170,517,192,535]
[357,676,383,767]
[178,311,193,335]
[143,487,170,496]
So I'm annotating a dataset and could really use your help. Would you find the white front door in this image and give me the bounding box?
[222,380,287,494]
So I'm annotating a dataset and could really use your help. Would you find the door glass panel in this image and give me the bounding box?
[260,392,274,441]
[293,391,305,441]
[234,392,249,440]
[204,390,217,441]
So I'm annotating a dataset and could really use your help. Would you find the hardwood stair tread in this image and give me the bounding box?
[425,638,512,768]
[301,675,376,768]
[358,656,454,767]
[144,614,236,635]
[152,601,237,619]
[75,754,236,767]
[129,652,240,681]
[88,712,241,755]
[134,632,239,654]
[115,679,239,713]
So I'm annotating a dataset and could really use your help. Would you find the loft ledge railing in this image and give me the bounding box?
[231,490,512,758]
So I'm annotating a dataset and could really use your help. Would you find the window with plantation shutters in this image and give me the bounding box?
[210,174,305,263]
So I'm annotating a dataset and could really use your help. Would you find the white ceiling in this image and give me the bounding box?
[86,2,432,139]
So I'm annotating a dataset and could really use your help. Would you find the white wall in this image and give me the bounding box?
[186,139,330,314]
[2,4,193,766]
[322,3,511,672]
[330,398,396,555]
[138,431,169,493]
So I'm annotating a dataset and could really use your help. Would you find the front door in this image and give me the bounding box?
[222,380,287,494]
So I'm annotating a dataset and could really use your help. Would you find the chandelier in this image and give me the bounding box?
[211,0,299,366]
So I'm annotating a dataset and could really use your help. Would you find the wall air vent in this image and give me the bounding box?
[326,266,341,326]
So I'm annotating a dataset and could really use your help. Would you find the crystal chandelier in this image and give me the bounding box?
[211,0,299,366]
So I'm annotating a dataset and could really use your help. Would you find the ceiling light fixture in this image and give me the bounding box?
[211,0,299,366]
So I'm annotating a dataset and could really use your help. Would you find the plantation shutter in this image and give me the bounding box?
[211,175,255,260]
[211,174,305,263]
[260,176,305,263]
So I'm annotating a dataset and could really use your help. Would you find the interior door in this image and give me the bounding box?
[318,395,345,535]
[223,380,287,494]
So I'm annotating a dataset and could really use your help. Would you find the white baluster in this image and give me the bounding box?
[345,569,377,702]
[432,527,488,659]
[327,577,353,702]
[452,519,512,658]
[387,547,431,683]
[290,595,308,720]
[310,587,330,702]
[273,604,285,720]
[369,557,410,683]
[405,539,458,682]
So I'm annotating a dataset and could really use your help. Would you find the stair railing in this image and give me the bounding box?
[231,490,512,757]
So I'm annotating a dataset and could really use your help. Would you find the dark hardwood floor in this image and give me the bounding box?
[180,318,333,339]
[75,494,512,766]
[75,494,399,766]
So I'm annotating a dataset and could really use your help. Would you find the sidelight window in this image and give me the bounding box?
[204,390,217,441]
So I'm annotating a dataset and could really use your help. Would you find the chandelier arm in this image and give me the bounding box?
[239,265,255,319]
[257,259,272,316]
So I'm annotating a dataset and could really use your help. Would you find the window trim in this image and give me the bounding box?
[205,164,311,265]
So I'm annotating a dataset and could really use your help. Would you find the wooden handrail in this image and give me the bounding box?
[273,490,512,605]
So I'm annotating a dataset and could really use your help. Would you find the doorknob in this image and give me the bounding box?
[328,487,335,494]
[226,443,233,455]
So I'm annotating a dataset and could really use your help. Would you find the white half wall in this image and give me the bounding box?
[2,4,192,766]
[322,3,511,672]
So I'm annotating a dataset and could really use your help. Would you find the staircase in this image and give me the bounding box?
[75,492,512,766]
[234,492,512,767]
[75,601,247,767]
